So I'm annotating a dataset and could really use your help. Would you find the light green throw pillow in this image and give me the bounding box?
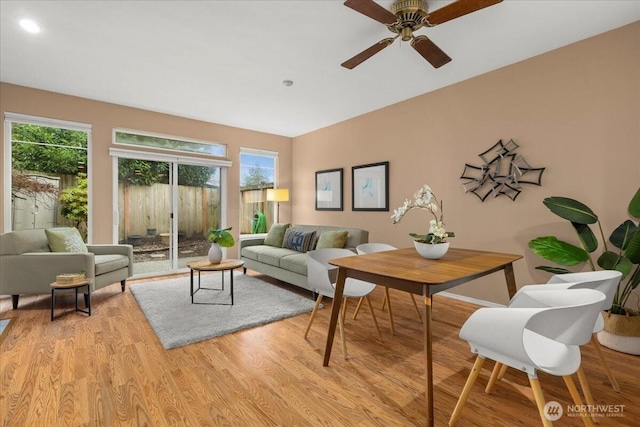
[315,230,349,250]
[45,228,88,253]
[264,223,290,247]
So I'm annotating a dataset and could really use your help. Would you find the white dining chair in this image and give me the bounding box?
[449,288,606,427]
[304,248,382,359]
[490,270,623,397]
[354,243,422,334]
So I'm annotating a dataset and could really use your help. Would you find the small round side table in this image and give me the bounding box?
[50,279,92,321]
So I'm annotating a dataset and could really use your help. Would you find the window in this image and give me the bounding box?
[4,113,90,238]
[239,149,279,235]
[115,129,225,157]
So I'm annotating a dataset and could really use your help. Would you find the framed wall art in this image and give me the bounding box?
[315,168,343,211]
[352,161,389,211]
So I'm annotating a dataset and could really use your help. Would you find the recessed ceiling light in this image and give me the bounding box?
[19,18,41,34]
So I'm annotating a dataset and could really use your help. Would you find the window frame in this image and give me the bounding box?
[3,112,92,238]
[239,147,280,237]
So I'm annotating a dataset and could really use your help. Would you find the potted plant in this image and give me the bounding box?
[529,187,640,354]
[207,227,235,264]
[391,184,455,259]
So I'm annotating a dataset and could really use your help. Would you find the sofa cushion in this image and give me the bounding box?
[257,247,299,267]
[282,229,316,253]
[45,228,88,253]
[241,245,295,262]
[316,230,349,249]
[279,253,308,276]
[1,229,50,255]
[288,225,368,249]
[264,223,290,247]
[94,254,129,276]
[240,245,261,261]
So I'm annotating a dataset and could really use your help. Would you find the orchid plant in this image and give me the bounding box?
[391,184,455,244]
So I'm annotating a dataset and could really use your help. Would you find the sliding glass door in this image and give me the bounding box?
[115,154,223,276]
[176,164,221,269]
[118,158,173,275]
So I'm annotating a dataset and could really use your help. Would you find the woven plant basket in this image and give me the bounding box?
[597,311,640,355]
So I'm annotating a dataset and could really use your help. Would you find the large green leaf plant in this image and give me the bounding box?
[529,187,640,315]
[207,227,235,248]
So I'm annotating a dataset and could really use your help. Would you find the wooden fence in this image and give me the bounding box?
[14,172,276,239]
[118,183,220,240]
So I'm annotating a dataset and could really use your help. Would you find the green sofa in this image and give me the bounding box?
[240,224,369,291]
[0,228,133,309]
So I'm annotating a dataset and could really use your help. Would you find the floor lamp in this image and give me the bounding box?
[266,188,289,224]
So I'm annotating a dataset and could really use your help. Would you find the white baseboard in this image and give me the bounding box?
[438,291,505,308]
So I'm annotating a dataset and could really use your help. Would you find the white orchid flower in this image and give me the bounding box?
[391,184,453,244]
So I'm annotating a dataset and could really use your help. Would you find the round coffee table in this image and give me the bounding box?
[186,259,244,305]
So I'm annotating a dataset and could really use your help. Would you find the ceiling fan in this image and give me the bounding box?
[341,0,503,69]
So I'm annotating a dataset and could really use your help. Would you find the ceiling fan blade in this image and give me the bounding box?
[426,0,503,26]
[341,38,395,69]
[343,0,398,26]
[411,36,451,68]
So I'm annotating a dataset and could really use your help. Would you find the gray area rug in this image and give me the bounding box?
[0,319,10,336]
[130,272,316,349]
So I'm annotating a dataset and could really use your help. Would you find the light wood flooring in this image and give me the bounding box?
[1,271,638,426]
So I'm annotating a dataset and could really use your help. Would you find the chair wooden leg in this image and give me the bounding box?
[449,355,485,426]
[364,296,383,342]
[497,363,509,380]
[381,292,388,311]
[339,300,348,360]
[353,297,364,320]
[304,294,323,338]
[576,366,599,424]
[410,293,422,321]
[384,287,395,335]
[485,362,503,394]
[590,334,620,392]
[529,377,553,427]
[563,375,595,427]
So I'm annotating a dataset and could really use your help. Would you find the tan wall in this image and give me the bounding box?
[2,22,638,304]
[292,22,640,304]
[0,84,293,258]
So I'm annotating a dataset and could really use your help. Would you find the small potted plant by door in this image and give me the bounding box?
[207,227,235,264]
[529,187,640,354]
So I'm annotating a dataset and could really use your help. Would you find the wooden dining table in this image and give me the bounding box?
[325,247,522,427]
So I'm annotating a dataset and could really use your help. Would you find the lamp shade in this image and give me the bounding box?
[266,188,289,202]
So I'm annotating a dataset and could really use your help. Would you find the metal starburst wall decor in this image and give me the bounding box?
[460,139,545,202]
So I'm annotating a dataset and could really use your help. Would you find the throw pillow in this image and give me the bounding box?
[315,230,349,250]
[282,230,316,253]
[264,223,290,247]
[45,227,88,253]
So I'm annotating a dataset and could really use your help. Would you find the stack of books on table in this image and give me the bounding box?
[55,273,87,285]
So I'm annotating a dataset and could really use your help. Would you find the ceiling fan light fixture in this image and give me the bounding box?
[342,0,503,69]
[391,0,428,31]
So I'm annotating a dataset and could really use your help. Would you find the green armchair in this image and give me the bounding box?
[0,228,133,309]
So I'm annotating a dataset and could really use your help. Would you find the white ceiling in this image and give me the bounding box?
[1,1,638,138]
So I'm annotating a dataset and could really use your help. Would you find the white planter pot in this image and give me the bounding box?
[597,311,640,355]
[208,243,223,264]
[413,241,450,259]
